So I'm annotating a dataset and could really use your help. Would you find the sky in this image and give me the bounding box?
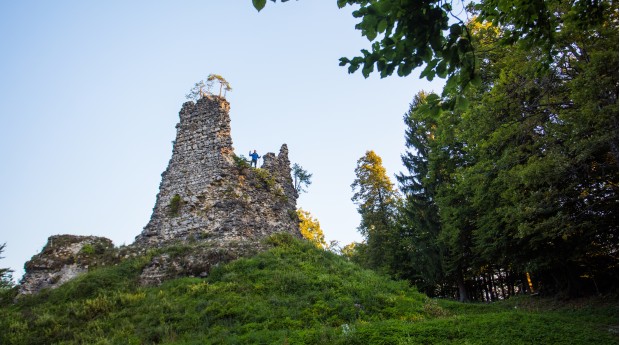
[0,1,445,281]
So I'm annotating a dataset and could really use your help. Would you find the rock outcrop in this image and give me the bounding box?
[19,235,117,295]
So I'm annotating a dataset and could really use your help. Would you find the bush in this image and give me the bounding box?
[168,194,182,217]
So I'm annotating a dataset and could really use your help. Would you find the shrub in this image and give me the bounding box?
[168,194,182,217]
[253,168,276,190]
[80,244,95,255]
[233,154,249,167]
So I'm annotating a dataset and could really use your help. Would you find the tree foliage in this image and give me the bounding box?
[351,150,400,271]
[0,243,13,290]
[292,163,312,194]
[207,74,233,97]
[297,208,327,249]
[185,80,211,101]
[395,3,618,299]
[254,0,612,96]
[186,74,232,101]
[394,91,448,297]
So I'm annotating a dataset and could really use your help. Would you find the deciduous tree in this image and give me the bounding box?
[254,0,611,96]
[297,208,327,249]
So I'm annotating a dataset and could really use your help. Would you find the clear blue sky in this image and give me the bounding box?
[0,1,444,280]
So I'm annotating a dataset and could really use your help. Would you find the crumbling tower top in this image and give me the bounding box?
[133,95,300,248]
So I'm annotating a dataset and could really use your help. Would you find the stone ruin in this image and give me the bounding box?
[19,95,301,293]
[18,235,117,295]
[134,96,299,248]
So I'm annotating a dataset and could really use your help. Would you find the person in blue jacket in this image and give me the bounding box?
[249,150,261,168]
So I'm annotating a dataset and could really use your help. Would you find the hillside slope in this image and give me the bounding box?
[1,235,616,344]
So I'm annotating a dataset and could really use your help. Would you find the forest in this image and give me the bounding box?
[331,0,619,301]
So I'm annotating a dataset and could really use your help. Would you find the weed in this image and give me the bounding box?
[80,244,95,255]
[168,194,183,217]
[233,154,250,173]
[253,168,276,190]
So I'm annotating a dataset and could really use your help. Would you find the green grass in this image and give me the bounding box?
[0,235,617,344]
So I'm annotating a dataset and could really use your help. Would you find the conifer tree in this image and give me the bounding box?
[292,163,312,194]
[351,150,400,271]
[395,91,447,296]
[0,243,13,290]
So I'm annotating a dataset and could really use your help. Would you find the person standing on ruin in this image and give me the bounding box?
[249,150,261,168]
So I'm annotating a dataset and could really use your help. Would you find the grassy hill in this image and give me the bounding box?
[1,235,617,344]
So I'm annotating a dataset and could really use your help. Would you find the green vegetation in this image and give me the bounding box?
[79,244,95,255]
[186,74,232,101]
[292,163,312,194]
[168,194,183,217]
[1,235,616,344]
[297,208,327,249]
[0,243,15,305]
[350,150,400,272]
[0,243,13,289]
[232,154,250,171]
[254,168,276,190]
[343,3,618,300]
[255,0,612,103]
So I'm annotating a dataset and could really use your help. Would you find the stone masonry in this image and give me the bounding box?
[133,95,300,248]
[131,95,301,284]
[19,95,301,293]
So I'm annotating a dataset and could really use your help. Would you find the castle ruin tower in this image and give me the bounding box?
[134,96,300,248]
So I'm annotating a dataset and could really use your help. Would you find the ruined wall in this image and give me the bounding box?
[18,95,301,293]
[19,235,117,295]
[134,95,300,249]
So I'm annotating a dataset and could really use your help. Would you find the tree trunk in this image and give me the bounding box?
[457,272,469,302]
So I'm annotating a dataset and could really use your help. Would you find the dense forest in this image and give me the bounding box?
[336,0,619,300]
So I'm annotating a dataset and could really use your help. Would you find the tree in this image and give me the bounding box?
[292,163,312,194]
[407,7,619,298]
[186,74,232,101]
[297,208,327,249]
[0,243,13,290]
[340,242,369,266]
[351,150,400,271]
[395,91,448,297]
[185,80,212,101]
[207,74,233,98]
[340,242,357,260]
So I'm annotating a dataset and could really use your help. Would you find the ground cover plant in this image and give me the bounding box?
[0,235,616,344]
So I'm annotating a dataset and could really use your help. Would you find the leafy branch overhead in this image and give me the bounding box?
[253,0,610,94]
[252,0,294,11]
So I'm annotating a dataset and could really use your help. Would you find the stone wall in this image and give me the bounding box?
[133,95,300,249]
